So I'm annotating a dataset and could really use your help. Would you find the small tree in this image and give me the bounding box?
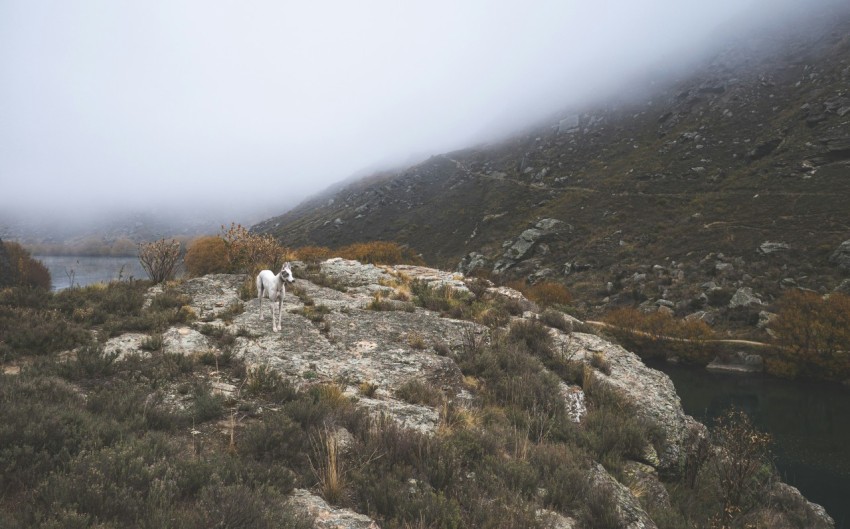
[710,409,773,527]
[139,238,181,284]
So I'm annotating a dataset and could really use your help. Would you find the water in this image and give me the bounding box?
[36,255,147,291]
[650,361,850,528]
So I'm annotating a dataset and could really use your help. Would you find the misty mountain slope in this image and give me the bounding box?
[256,8,850,324]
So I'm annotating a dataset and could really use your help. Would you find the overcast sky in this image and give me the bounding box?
[0,0,840,224]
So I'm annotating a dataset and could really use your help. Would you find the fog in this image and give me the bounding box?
[0,0,844,229]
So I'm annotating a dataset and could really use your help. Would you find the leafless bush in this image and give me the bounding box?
[138,238,181,284]
[221,223,291,274]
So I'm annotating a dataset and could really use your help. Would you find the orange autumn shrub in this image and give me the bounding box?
[294,246,334,263]
[769,290,850,379]
[337,241,422,265]
[184,236,229,277]
[1,241,51,289]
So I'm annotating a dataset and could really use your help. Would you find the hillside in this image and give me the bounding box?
[0,260,835,527]
[255,7,850,334]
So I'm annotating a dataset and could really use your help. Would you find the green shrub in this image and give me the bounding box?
[540,309,572,332]
[194,482,271,529]
[0,305,90,357]
[531,443,591,511]
[0,376,114,492]
[140,333,164,352]
[579,482,622,529]
[34,433,182,525]
[507,319,554,357]
[198,323,237,350]
[582,375,664,472]
[220,301,245,322]
[192,383,224,422]
[245,364,295,401]
[395,379,444,407]
[411,280,470,317]
[59,344,119,380]
[241,412,308,470]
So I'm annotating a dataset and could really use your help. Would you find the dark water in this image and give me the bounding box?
[36,255,147,291]
[650,361,850,528]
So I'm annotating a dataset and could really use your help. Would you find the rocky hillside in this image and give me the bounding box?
[91,259,832,528]
[255,6,850,332]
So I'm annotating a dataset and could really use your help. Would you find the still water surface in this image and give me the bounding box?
[36,255,147,291]
[651,361,850,528]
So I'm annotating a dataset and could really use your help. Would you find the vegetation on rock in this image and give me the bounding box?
[0,260,833,529]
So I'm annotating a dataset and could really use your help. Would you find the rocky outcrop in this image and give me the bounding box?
[758,241,790,255]
[88,258,834,528]
[591,463,657,529]
[555,331,701,472]
[288,489,380,529]
[494,219,571,274]
[830,239,850,271]
[456,251,488,275]
[315,258,393,289]
[706,352,764,374]
[176,264,478,433]
[765,483,834,529]
[728,287,763,308]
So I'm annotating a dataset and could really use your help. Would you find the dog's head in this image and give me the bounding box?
[280,262,295,284]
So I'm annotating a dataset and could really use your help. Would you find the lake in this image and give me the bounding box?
[651,360,850,528]
[36,255,148,291]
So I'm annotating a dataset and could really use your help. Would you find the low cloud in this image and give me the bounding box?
[0,0,844,224]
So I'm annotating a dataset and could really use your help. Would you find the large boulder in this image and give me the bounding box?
[457,251,489,275]
[288,489,380,529]
[728,287,764,308]
[830,240,850,271]
[493,219,570,274]
[759,241,790,255]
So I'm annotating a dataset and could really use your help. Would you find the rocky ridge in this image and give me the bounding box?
[98,259,833,528]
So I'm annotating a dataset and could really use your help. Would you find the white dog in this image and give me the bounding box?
[256,262,295,332]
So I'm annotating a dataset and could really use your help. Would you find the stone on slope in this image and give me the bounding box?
[180,274,247,320]
[287,489,380,529]
[830,239,850,271]
[728,287,764,308]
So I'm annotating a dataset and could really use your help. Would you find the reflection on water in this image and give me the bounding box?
[651,361,850,529]
[36,255,147,291]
